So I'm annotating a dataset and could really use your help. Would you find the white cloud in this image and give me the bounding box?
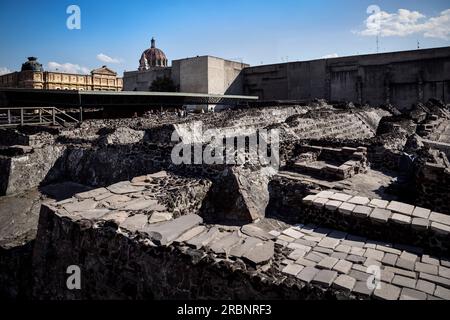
[320,53,339,59]
[96,53,121,64]
[47,62,90,74]
[0,67,12,75]
[356,8,450,40]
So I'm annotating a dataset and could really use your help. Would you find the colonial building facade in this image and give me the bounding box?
[0,57,123,91]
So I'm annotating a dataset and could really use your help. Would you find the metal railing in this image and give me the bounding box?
[0,107,80,127]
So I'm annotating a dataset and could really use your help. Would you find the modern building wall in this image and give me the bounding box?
[123,67,171,91]
[243,46,450,110]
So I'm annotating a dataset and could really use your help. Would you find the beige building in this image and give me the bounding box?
[0,57,123,91]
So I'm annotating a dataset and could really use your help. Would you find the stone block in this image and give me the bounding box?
[386,201,414,215]
[209,231,242,254]
[434,286,450,300]
[411,218,429,230]
[282,228,304,239]
[243,241,274,265]
[333,259,353,274]
[317,257,339,270]
[381,269,395,283]
[304,252,325,263]
[416,279,436,295]
[282,263,304,276]
[175,226,207,244]
[439,266,450,279]
[145,214,203,245]
[288,249,308,260]
[352,205,372,218]
[369,208,391,223]
[415,262,438,275]
[295,257,317,267]
[364,248,385,261]
[412,207,431,219]
[312,269,338,287]
[419,272,450,288]
[348,196,370,205]
[75,187,109,200]
[107,181,146,195]
[390,213,411,225]
[312,197,328,208]
[296,266,320,283]
[395,258,415,271]
[316,191,335,199]
[325,200,343,211]
[330,192,352,202]
[369,198,389,209]
[374,283,401,300]
[333,275,356,292]
[347,255,366,264]
[318,237,340,249]
[335,244,351,254]
[338,202,355,215]
[382,253,398,267]
[400,288,427,300]
[421,255,440,266]
[352,281,373,296]
[302,195,317,205]
[429,211,450,226]
[392,275,417,289]
[430,222,450,235]
[120,214,148,232]
[400,251,418,262]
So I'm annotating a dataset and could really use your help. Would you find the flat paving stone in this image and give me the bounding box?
[312,197,328,208]
[333,259,353,274]
[209,231,242,254]
[282,263,304,276]
[101,211,129,224]
[174,226,207,243]
[415,262,438,275]
[387,201,414,215]
[374,283,401,300]
[412,207,431,219]
[400,251,418,262]
[335,244,351,253]
[63,199,98,213]
[121,198,161,211]
[241,224,276,241]
[316,191,335,198]
[419,272,450,288]
[332,274,356,292]
[230,236,262,258]
[288,248,308,260]
[434,286,450,300]
[395,258,416,271]
[187,227,220,249]
[296,266,320,283]
[411,218,429,230]
[243,240,274,265]
[348,196,370,205]
[382,253,398,266]
[329,193,352,202]
[75,187,109,200]
[304,252,325,263]
[416,279,436,295]
[439,266,450,278]
[107,181,146,195]
[312,269,338,287]
[295,257,317,267]
[145,214,203,245]
[399,288,427,300]
[421,255,440,266]
[369,199,389,209]
[282,228,304,239]
[302,195,317,205]
[392,275,417,289]
[120,214,149,232]
[318,237,340,249]
[347,255,366,264]
[430,222,450,235]
[317,256,339,270]
[148,211,173,224]
[364,248,385,261]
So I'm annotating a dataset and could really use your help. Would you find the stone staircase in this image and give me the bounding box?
[283,113,374,141]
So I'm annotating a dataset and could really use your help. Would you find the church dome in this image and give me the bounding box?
[139,38,168,70]
[21,57,43,72]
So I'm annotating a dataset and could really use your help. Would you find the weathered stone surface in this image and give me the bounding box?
[352,281,373,296]
[415,279,436,295]
[317,256,339,270]
[434,286,450,300]
[174,225,206,243]
[187,227,220,249]
[387,201,414,215]
[429,212,450,226]
[282,228,304,239]
[412,207,431,219]
[325,200,342,211]
[332,274,356,292]
[63,199,98,213]
[392,275,416,289]
[312,269,338,287]
[145,214,203,245]
[399,288,426,300]
[318,237,340,249]
[107,181,146,195]
[282,263,304,276]
[369,208,391,223]
[148,211,173,224]
[338,202,355,215]
[120,214,148,232]
[242,240,274,265]
[77,209,111,220]
[147,171,168,179]
[390,213,411,225]
[333,259,353,274]
[208,231,242,254]
[241,224,275,241]
[369,199,389,209]
[101,211,129,224]
[312,197,328,208]
[297,266,320,283]
[430,222,450,235]
[415,262,438,275]
[229,236,262,258]
[121,198,161,211]
[329,193,352,202]
[75,187,108,200]
[316,191,334,198]
[352,205,372,218]
[348,196,370,205]
[374,283,401,300]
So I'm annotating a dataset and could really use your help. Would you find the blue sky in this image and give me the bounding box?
[0,0,449,75]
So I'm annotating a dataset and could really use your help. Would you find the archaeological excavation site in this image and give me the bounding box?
[1,96,450,301]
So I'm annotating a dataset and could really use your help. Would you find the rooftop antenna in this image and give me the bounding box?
[417,40,420,49]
